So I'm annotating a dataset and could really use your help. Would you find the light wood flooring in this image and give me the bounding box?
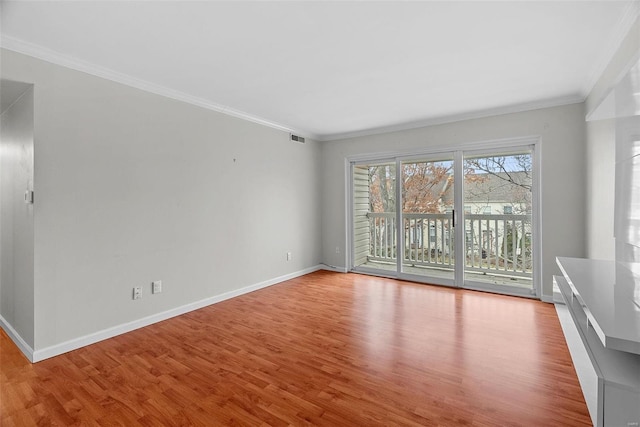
[1,271,591,426]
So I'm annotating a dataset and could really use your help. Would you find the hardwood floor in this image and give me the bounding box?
[1,271,591,426]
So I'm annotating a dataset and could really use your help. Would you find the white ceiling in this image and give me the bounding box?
[1,1,638,140]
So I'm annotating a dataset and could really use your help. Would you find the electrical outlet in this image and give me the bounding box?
[336,246,340,254]
[286,251,292,261]
[152,280,162,294]
[132,287,142,300]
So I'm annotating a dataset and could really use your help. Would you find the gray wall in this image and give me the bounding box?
[0,83,34,347]
[1,49,322,352]
[320,103,587,299]
[585,15,639,260]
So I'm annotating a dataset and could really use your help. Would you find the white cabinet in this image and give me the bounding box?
[555,257,640,427]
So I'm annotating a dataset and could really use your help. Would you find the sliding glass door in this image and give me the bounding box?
[399,156,456,284]
[350,143,538,298]
[351,154,457,286]
[462,150,534,292]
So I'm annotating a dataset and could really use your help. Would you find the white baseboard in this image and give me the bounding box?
[27,265,323,362]
[0,314,35,362]
[320,263,349,273]
[541,294,555,303]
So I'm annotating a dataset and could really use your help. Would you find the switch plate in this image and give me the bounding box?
[152,280,162,294]
[286,252,292,261]
[133,287,142,300]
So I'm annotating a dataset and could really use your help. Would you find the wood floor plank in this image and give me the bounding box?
[0,271,591,426]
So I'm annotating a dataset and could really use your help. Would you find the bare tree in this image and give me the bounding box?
[464,154,532,191]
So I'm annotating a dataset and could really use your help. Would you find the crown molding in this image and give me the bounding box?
[582,0,640,97]
[0,35,584,144]
[318,95,585,142]
[0,32,593,143]
[0,35,320,141]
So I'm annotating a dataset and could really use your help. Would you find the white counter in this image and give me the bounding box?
[555,257,640,427]
[556,257,640,355]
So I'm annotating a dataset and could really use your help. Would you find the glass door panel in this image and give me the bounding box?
[400,157,455,284]
[352,161,397,273]
[462,150,534,292]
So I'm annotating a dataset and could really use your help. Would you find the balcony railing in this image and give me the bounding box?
[365,212,532,279]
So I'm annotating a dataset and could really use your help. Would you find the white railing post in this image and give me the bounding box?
[365,212,532,281]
